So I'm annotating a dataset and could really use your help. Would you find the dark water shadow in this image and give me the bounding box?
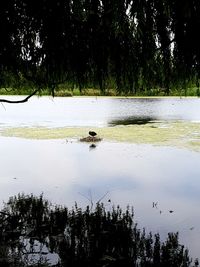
[89,143,97,151]
[109,116,157,126]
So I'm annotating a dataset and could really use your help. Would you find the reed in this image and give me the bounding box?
[0,194,198,266]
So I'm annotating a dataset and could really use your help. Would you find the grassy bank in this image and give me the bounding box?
[1,86,200,97]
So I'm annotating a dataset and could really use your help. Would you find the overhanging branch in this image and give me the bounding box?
[0,89,39,104]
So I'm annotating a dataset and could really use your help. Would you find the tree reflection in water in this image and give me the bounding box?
[0,194,198,267]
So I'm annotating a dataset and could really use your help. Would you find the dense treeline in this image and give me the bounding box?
[0,0,200,95]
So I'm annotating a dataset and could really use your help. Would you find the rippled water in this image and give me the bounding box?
[0,96,200,260]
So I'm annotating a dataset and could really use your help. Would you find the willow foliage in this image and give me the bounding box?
[0,0,200,94]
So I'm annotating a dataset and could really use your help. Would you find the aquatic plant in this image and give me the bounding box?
[0,194,198,266]
[2,121,200,151]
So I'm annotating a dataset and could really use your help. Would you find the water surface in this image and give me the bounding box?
[1,96,200,127]
[0,96,200,260]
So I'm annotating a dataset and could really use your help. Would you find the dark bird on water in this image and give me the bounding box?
[89,131,97,137]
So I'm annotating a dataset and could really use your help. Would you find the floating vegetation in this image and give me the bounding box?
[0,194,199,266]
[1,121,200,151]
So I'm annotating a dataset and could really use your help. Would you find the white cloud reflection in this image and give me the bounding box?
[0,137,200,258]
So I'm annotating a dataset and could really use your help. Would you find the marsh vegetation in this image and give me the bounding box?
[2,121,200,151]
[0,194,199,267]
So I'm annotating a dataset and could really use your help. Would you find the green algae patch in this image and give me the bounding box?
[1,127,89,140]
[1,121,200,151]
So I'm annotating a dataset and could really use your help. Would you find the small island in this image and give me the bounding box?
[80,131,102,142]
[80,136,102,142]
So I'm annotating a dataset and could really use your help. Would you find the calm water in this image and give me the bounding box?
[0,96,200,127]
[0,96,200,259]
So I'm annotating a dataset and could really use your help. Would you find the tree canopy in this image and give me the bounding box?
[0,0,200,96]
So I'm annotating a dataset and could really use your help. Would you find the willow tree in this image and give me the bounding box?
[0,0,200,102]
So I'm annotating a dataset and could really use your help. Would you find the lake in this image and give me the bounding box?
[0,96,200,260]
[1,96,200,127]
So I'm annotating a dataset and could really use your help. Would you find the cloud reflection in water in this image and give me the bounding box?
[0,137,200,258]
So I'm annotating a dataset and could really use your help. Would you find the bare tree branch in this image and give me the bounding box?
[0,89,39,104]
